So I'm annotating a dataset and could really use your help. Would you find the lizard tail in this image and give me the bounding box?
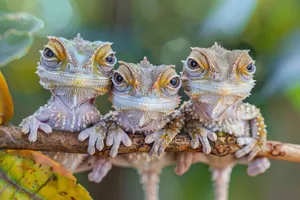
[139,170,160,200]
[210,166,232,200]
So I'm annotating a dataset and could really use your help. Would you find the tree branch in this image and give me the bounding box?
[0,125,300,163]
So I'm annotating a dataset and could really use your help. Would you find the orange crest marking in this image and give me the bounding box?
[45,37,67,61]
[93,43,114,66]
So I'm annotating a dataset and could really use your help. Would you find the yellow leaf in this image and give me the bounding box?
[0,150,93,200]
[0,72,14,124]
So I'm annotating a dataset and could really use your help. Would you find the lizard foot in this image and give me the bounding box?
[20,116,52,142]
[236,137,263,161]
[145,129,175,157]
[78,121,106,155]
[88,158,112,183]
[189,127,217,154]
[106,124,132,157]
[247,157,270,176]
[174,152,195,175]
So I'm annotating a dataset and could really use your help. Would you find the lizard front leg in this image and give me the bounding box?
[106,121,132,157]
[78,111,132,156]
[145,111,184,156]
[20,102,52,142]
[235,112,267,161]
[184,119,217,154]
[78,120,107,155]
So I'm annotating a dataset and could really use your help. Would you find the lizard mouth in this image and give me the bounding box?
[37,67,111,94]
[184,79,254,98]
[110,94,180,113]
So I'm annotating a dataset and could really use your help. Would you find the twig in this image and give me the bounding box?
[0,125,300,163]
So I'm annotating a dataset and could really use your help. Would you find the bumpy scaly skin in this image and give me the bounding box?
[79,58,182,200]
[20,34,116,172]
[175,43,270,200]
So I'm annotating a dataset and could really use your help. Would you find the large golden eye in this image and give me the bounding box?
[169,77,181,88]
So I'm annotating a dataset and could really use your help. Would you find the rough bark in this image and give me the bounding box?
[0,125,300,163]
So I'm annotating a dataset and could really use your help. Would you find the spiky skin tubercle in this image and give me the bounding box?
[20,34,116,171]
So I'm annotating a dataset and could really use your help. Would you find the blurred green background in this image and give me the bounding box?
[1,0,300,199]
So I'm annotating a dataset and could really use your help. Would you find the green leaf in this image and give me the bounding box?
[0,12,44,67]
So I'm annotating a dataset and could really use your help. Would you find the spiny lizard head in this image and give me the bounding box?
[109,57,181,130]
[37,34,116,95]
[182,43,256,119]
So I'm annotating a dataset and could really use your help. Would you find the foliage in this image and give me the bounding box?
[0,12,44,67]
[0,150,92,200]
[0,72,13,124]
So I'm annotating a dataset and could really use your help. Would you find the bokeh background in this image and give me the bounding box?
[1,0,300,199]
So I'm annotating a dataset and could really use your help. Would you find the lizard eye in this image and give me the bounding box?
[188,59,199,69]
[238,62,256,81]
[114,73,124,84]
[113,72,131,92]
[106,54,116,65]
[41,47,61,69]
[185,58,206,78]
[187,59,205,73]
[43,48,56,59]
[169,77,181,88]
[163,75,181,96]
[245,63,256,73]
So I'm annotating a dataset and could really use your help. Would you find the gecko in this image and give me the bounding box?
[20,34,117,172]
[174,43,271,200]
[78,57,183,200]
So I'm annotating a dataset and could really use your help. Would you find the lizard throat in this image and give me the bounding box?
[192,95,239,121]
[185,79,254,98]
[110,94,179,113]
[37,67,111,94]
[117,110,168,133]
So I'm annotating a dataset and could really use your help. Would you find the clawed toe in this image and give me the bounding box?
[106,126,132,158]
[20,117,52,142]
[78,124,106,155]
[189,128,217,154]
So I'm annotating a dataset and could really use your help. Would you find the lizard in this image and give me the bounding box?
[0,65,93,200]
[20,34,117,172]
[173,43,271,200]
[78,57,183,200]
